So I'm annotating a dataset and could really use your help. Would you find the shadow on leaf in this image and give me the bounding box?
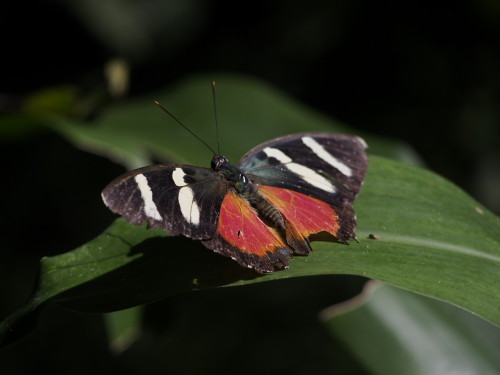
[55,236,261,313]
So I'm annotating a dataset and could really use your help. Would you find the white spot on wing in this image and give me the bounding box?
[285,163,336,193]
[263,147,335,193]
[172,168,200,225]
[263,147,291,163]
[172,167,187,186]
[101,192,110,207]
[302,136,352,177]
[178,186,200,226]
[356,136,368,149]
[134,174,163,221]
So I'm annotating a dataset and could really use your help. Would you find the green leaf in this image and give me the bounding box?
[2,154,499,347]
[104,307,143,354]
[2,74,499,346]
[321,282,500,375]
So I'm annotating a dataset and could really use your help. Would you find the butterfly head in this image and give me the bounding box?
[211,155,229,171]
[212,154,251,193]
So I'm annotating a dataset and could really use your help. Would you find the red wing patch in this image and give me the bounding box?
[259,185,340,238]
[217,190,287,256]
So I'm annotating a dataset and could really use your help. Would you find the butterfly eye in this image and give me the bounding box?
[239,174,248,184]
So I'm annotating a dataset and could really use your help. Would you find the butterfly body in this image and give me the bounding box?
[102,132,368,273]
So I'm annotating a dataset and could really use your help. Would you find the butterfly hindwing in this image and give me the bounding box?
[258,185,341,239]
[202,190,293,273]
[102,164,228,239]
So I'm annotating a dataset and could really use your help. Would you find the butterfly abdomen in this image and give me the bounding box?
[243,185,313,256]
[245,188,285,227]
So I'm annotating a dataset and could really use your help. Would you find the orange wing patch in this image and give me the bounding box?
[217,190,286,257]
[259,185,340,238]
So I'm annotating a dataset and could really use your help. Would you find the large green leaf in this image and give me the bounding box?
[2,154,499,346]
[1,74,499,347]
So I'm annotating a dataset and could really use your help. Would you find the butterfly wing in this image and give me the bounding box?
[102,164,228,239]
[201,190,293,273]
[238,132,368,241]
[102,163,292,272]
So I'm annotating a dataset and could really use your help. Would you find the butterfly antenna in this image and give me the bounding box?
[154,100,217,155]
[211,80,221,155]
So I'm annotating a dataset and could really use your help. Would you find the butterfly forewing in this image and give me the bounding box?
[102,164,228,239]
[239,132,367,204]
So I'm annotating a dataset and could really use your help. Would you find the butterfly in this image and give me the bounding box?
[102,132,368,273]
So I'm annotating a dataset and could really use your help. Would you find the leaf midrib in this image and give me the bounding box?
[358,231,500,263]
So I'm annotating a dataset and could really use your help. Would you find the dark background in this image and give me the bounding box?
[1,0,499,374]
[4,0,500,209]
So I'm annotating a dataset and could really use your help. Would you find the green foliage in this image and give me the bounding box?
[0,76,500,373]
[2,75,499,373]
[323,282,500,375]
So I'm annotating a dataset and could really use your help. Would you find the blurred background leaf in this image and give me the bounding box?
[322,282,500,375]
[53,74,423,169]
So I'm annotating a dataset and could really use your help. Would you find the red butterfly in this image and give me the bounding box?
[102,132,368,273]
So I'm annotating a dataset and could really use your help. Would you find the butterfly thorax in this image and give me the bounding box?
[211,155,285,230]
[211,155,251,195]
